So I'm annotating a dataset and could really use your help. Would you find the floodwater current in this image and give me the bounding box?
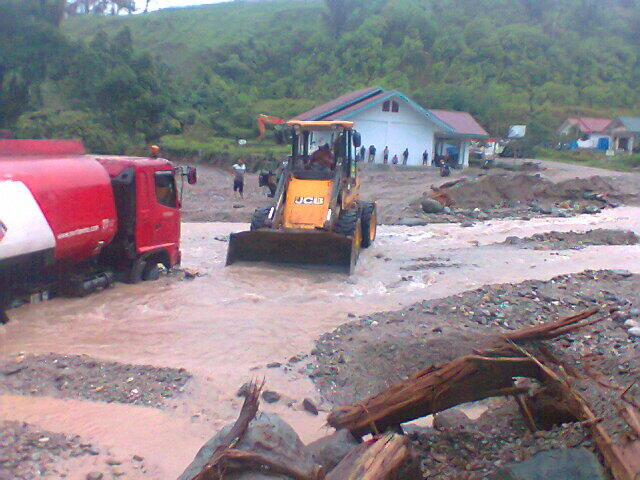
[2,207,640,478]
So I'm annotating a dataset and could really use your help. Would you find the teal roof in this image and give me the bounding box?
[616,116,640,133]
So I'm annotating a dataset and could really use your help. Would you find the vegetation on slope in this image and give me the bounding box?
[2,0,640,159]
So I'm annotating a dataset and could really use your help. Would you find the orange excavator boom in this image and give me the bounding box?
[257,114,285,139]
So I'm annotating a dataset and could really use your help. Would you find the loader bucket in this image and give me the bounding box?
[226,229,359,273]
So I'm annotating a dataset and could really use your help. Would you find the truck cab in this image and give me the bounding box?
[96,156,185,282]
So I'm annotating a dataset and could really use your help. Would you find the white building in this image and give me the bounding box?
[292,87,489,167]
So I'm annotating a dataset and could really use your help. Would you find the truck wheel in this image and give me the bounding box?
[142,263,162,281]
[360,202,377,248]
[0,291,9,324]
[250,207,272,230]
[127,259,146,284]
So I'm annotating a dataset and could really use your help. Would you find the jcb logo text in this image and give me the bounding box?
[294,197,325,205]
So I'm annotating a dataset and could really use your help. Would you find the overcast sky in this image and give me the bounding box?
[138,0,228,12]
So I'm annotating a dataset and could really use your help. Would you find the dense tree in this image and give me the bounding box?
[0,0,172,151]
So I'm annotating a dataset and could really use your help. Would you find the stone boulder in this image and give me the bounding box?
[421,197,445,214]
[489,448,607,480]
[307,429,360,472]
[177,413,318,480]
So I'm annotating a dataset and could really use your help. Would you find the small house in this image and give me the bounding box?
[557,117,612,150]
[292,87,489,167]
[607,116,640,154]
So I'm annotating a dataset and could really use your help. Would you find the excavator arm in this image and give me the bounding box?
[256,114,285,140]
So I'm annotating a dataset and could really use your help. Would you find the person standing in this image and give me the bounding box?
[383,146,389,164]
[360,145,366,161]
[368,145,376,163]
[422,149,429,165]
[402,148,409,165]
[231,159,247,199]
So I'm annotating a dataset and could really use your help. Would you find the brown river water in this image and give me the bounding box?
[2,207,640,479]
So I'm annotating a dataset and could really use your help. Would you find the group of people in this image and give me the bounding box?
[357,145,431,166]
[231,140,449,197]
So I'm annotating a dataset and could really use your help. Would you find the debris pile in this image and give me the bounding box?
[307,270,639,479]
[429,174,619,210]
[179,382,418,480]
[402,174,636,224]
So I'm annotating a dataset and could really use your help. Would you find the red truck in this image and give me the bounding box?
[0,139,196,322]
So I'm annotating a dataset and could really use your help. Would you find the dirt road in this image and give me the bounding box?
[2,204,640,479]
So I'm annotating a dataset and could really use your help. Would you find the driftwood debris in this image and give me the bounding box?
[327,308,600,435]
[187,380,415,480]
[190,380,263,480]
[327,308,640,480]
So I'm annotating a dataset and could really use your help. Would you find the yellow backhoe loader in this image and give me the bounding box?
[226,120,377,273]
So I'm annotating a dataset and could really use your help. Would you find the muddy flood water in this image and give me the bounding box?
[2,206,640,479]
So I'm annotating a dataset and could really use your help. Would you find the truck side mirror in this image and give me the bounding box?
[187,166,197,185]
[352,131,362,148]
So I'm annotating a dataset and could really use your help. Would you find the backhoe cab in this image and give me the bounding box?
[226,120,377,273]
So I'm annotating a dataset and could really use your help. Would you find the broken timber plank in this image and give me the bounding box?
[326,433,416,480]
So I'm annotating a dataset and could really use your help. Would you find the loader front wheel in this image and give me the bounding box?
[250,207,272,231]
[360,202,377,248]
[335,208,362,270]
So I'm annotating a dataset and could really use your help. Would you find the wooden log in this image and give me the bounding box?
[619,404,640,438]
[327,309,599,435]
[326,433,416,480]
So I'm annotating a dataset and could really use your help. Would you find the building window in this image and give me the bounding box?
[383,100,400,113]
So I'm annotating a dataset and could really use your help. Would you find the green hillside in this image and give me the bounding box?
[3,0,640,156]
[64,0,323,78]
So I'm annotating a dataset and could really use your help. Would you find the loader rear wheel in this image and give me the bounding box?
[250,207,272,231]
[360,202,377,248]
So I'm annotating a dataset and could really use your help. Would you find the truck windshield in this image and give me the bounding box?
[155,171,177,208]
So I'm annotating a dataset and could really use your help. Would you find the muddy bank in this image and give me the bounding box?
[434,174,624,209]
[180,161,640,224]
[0,421,101,480]
[0,354,191,407]
[311,270,639,407]
[503,228,639,250]
[404,173,639,226]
